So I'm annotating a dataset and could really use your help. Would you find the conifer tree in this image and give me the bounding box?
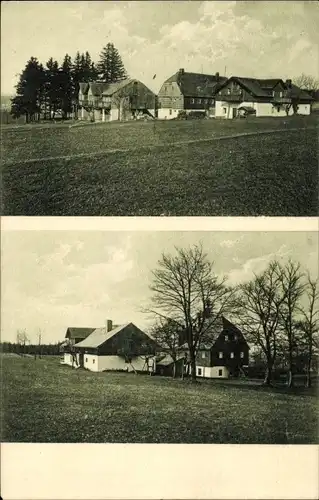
[97,43,128,82]
[11,57,44,122]
[45,58,62,119]
[60,54,74,119]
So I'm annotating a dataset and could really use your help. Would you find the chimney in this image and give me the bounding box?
[106,319,113,332]
[179,68,185,75]
[286,79,292,88]
[215,72,220,81]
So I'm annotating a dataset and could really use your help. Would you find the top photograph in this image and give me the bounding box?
[1,0,318,217]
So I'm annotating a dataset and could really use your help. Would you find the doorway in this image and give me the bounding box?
[232,107,238,119]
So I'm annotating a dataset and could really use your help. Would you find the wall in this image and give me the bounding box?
[158,108,179,120]
[196,365,230,378]
[64,353,73,366]
[82,354,156,373]
[215,100,253,119]
[297,104,311,115]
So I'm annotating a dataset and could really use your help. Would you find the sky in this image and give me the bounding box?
[1,230,318,344]
[1,0,318,95]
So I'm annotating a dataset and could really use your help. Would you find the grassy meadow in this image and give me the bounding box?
[1,115,318,215]
[1,354,317,443]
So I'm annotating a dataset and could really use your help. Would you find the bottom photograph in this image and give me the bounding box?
[1,230,318,444]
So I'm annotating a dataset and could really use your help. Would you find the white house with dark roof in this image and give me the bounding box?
[63,320,157,373]
[215,76,312,119]
[157,68,227,120]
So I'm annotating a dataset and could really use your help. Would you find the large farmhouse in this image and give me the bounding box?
[78,79,156,122]
[215,77,312,119]
[157,68,227,119]
[157,317,249,379]
[62,320,157,373]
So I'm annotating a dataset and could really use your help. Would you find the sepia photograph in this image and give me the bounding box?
[1,229,318,444]
[1,0,318,216]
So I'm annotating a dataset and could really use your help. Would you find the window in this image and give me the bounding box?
[230,352,234,359]
[85,358,88,362]
[272,90,275,97]
[93,359,95,364]
[169,109,172,115]
[201,352,206,358]
[227,88,231,95]
[240,352,244,358]
[218,369,223,376]
[279,91,283,98]
[191,98,195,104]
[224,335,228,342]
[198,98,202,104]
[219,352,223,359]
[223,107,227,114]
[198,367,202,376]
[234,335,238,341]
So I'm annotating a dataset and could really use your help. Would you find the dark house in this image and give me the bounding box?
[157,68,227,119]
[177,316,249,379]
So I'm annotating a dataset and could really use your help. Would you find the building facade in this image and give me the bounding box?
[63,321,157,373]
[215,77,312,119]
[78,79,156,122]
[157,69,227,120]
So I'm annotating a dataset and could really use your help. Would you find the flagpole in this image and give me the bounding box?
[153,73,156,134]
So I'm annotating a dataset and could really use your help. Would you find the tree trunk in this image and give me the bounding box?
[305,357,312,388]
[172,360,177,379]
[287,369,294,388]
[263,361,273,386]
[189,350,197,382]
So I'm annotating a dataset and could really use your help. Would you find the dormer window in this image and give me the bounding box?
[230,352,234,359]
[219,352,223,359]
[240,352,244,358]
[279,91,283,98]
[224,335,228,342]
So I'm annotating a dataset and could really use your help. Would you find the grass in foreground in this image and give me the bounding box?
[1,356,317,443]
[2,126,318,216]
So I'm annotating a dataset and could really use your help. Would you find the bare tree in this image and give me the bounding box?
[149,317,182,378]
[148,244,235,382]
[297,275,319,388]
[277,260,305,388]
[236,261,287,386]
[293,74,319,91]
[16,329,29,356]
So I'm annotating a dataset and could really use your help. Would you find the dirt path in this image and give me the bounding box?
[2,126,316,166]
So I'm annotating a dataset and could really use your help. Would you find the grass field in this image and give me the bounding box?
[1,115,318,215]
[1,355,317,443]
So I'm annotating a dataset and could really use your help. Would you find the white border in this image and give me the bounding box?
[1,216,318,231]
[1,443,318,500]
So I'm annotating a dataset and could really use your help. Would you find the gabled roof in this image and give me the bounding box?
[74,323,131,348]
[164,70,227,97]
[286,84,313,101]
[231,77,270,97]
[102,79,134,96]
[65,327,95,340]
[179,316,249,350]
[89,82,109,97]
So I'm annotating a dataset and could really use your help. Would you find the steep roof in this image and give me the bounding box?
[101,79,134,96]
[286,84,313,101]
[74,323,131,348]
[165,70,227,97]
[179,316,248,350]
[65,327,95,340]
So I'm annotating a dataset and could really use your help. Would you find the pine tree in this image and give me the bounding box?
[11,57,44,123]
[60,54,74,119]
[45,57,61,119]
[97,43,128,82]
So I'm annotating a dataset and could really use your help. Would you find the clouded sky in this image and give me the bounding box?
[1,230,318,344]
[1,1,318,95]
